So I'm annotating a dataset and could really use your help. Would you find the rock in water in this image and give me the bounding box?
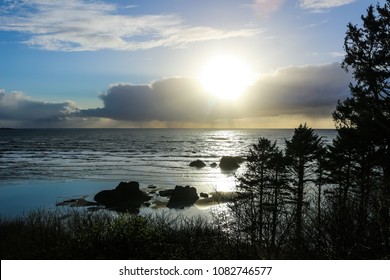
[94,181,151,212]
[189,159,207,168]
[200,192,209,198]
[167,185,199,208]
[219,156,243,170]
[159,189,174,197]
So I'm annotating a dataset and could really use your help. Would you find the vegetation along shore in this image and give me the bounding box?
[1,1,390,260]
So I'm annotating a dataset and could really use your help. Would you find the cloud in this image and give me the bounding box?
[299,0,356,10]
[329,51,345,58]
[81,63,351,126]
[81,78,216,122]
[0,63,352,128]
[243,63,351,117]
[250,0,286,18]
[0,0,261,51]
[250,0,355,16]
[0,89,79,126]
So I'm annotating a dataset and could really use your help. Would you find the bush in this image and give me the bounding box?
[0,209,246,259]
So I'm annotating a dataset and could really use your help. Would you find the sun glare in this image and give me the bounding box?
[199,55,253,100]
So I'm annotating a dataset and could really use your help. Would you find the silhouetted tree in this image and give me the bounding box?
[333,0,390,257]
[231,137,290,258]
[285,123,323,255]
[326,127,379,258]
[311,143,330,256]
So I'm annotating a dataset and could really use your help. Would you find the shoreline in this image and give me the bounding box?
[0,179,235,218]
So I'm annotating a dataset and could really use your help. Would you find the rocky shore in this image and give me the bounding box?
[55,155,245,213]
[56,180,237,214]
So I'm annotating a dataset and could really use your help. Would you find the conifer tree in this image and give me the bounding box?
[231,137,289,258]
[285,123,322,254]
[333,0,390,256]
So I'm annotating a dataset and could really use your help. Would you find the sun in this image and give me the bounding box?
[199,55,253,100]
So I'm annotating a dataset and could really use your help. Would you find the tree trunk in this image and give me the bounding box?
[271,172,279,258]
[380,141,390,253]
[296,159,304,253]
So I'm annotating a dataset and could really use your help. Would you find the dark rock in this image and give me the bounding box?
[147,185,157,189]
[167,185,199,208]
[56,198,97,207]
[200,192,209,198]
[159,189,174,197]
[210,162,218,168]
[189,159,207,168]
[94,181,151,212]
[70,198,97,207]
[94,190,116,205]
[219,156,243,170]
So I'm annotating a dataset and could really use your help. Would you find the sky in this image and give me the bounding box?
[0,0,385,128]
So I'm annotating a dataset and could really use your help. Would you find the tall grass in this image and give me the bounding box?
[0,209,251,259]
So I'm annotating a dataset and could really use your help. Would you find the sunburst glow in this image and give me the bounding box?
[199,55,253,100]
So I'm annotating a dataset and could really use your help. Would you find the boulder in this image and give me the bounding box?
[210,162,218,168]
[167,185,199,208]
[219,156,243,170]
[189,159,207,168]
[94,181,151,212]
[200,192,209,198]
[159,189,174,197]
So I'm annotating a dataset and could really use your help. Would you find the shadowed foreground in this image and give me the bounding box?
[0,209,251,260]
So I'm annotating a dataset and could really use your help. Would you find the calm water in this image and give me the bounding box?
[0,128,336,216]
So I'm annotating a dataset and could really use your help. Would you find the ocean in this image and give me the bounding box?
[0,128,337,216]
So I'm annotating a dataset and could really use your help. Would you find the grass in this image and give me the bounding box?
[0,209,252,260]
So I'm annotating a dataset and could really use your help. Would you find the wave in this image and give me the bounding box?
[0,128,335,184]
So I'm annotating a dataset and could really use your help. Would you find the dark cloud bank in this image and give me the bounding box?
[0,63,351,128]
[0,90,79,128]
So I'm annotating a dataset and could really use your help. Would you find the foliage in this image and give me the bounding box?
[331,0,390,258]
[0,210,246,260]
[285,123,323,254]
[230,137,290,259]
[340,0,390,133]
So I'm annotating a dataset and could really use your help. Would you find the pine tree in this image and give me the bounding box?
[285,123,323,254]
[231,137,289,258]
[333,0,390,257]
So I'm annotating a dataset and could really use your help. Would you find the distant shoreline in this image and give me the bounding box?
[0,127,336,130]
